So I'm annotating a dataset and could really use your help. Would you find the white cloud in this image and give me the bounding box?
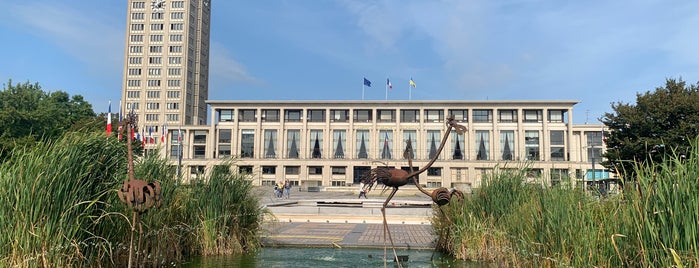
[8,2,124,75]
[209,42,262,84]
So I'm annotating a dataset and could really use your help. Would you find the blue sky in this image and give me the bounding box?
[1,0,698,124]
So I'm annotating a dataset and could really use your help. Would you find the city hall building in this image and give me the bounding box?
[162,100,610,191]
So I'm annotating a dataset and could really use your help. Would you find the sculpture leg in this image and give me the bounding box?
[381,187,402,268]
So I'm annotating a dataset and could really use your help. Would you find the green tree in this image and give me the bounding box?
[601,78,699,179]
[0,80,98,161]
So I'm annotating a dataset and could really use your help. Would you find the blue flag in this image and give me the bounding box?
[363,78,371,87]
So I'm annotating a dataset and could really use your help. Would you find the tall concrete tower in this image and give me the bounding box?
[121,0,211,136]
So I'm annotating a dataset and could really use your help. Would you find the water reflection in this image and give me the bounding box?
[182,247,483,268]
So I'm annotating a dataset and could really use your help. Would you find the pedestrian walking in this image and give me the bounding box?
[284,179,291,199]
[276,181,284,198]
[358,180,367,199]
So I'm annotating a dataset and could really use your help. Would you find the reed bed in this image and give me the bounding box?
[0,132,266,267]
[434,137,699,267]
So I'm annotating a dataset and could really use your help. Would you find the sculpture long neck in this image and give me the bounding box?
[127,123,135,182]
[407,123,456,196]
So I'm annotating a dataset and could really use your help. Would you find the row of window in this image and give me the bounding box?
[217,108,567,124]
[129,22,185,31]
[127,67,182,77]
[132,1,186,10]
[126,90,181,99]
[200,128,580,162]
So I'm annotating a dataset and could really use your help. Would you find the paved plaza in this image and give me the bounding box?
[257,186,440,249]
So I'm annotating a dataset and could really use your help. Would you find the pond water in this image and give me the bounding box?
[182,247,486,268]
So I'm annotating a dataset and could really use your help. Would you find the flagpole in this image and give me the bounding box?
[409,82,412,101]
[362,83,365,100]
[385,79,388,100]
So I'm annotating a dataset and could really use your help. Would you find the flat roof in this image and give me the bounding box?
[206,99,580,105]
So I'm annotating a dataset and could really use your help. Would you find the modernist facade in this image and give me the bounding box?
[121,0,211,135]
[164,100,610,191]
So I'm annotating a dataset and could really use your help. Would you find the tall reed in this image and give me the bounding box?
[0,131,126,267]
[0,132,266,267]
[434,137,699,266]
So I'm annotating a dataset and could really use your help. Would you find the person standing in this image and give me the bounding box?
[284,179,291,199]
[277,181,284,198]
[358,180,367,199]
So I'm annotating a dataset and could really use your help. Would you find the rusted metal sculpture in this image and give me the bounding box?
[362,115,467,267]
[116,112,161,268]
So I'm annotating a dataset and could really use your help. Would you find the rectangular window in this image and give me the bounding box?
[145,114,158,121]
[218,144,231,158]
[550,130,565,161]
[150,24,164,31]
[452,131,466,160]
[549,110,565,123]
[525,130,540,160]
[167,80,180,87]
[332,130,346,159]
[353,109,372,122]
[473,109,492,123]
[166,90,180,98]
[330,109,349,122]
[308,166,323,175]
[425,109,444,122]
[239,109,256,122]
[219,109,233,122]
[285,109,302,122]
[524,110,543,123]
[167,68,181,76]
[448,109,468,122]
[171,12,184,20]
[286,130,300,158]
[148,57,162,64]
[500,130,515,160]
[132,2,145,9]
[309,129,323,158]
[169,34,183,42]
[400,109,419,123]
[218,129,231,143]
[586,131,603,163]
[130,35,143,42]
[331,166,346,175]
[475,130,490,160]
[307,109,325,122]
[146,102,159,110]
[285,166,300,175]
[378,109,395,122]
[151,12,164,20]
[193,145,206,158]
[131,13,144,20]
[129,46,142,53]
[126,90,140,98]
[264,130,277,158]
[356,130,370,159]
[169,46,182,53]
[131,23,144,31]
[403,130,417,159]
[426,130,441,160]
[147,80,161,87]
[427,167,442,176]
[148,68,161,76]
[166,114,179,121]
[146,91,160,98]
[262,166,276,174]
[193,130,207,144]
[128,57,142,65]
[262,109,280,122]
[168,57,182,64]
[240,129,254,158]
[379,130,393,159]
[171,1,185,8]
[170,23,184,31]
[166,102,179,110]
[128,68,142,76]
[149,35,163,42]
[498,110,518,123]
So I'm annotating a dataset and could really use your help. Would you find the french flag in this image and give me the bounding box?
[106,101,112,136]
